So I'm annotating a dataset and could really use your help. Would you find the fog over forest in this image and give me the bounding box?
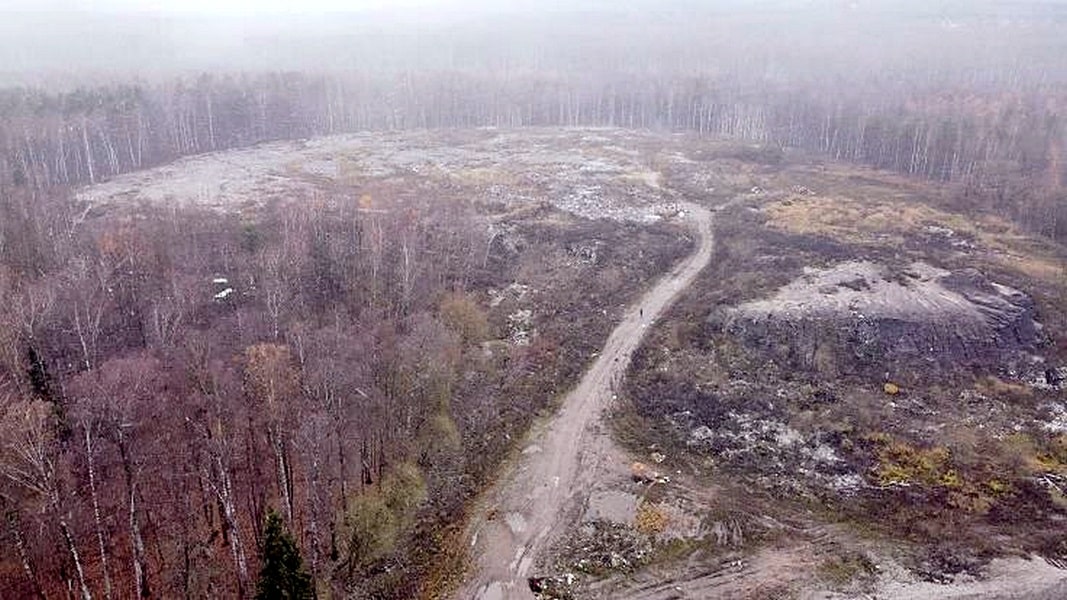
[2,2,1067,600]
[4,1,1067,84]
[2,0,1065,235]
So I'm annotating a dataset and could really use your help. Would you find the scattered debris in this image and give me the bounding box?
[488,281,531,308]
[676,408,865,495]
[507,309,535,345]
[553,520,653,578]
[914,546,989,585]
[688,425,715,446]
[565,241,601,266]
[630,462,670,485]
[1029,366,1067,391]
[923,224,975,250]
[1041,403,1067,433]
[528,573,577,599]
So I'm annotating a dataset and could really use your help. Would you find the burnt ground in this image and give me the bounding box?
[603,154,1067,598]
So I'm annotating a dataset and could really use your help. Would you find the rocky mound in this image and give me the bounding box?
[715,261,1043,375]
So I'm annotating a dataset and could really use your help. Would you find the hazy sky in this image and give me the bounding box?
[3,0,1065,88]
[9,0,511,14]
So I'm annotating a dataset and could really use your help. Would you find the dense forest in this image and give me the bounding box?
[0,139,690,597]
[2,66,1066,240]
[0,187,497,598]
[3,1,1067,598]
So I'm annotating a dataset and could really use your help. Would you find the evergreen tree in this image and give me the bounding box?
[255,511,314,600]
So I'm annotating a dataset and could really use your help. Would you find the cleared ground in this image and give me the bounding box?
[456,202,714,600]
[79,129,1067,600]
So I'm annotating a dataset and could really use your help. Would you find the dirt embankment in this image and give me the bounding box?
[720,259,1043,375]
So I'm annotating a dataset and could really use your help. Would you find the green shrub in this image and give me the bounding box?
[439,292,490,344]
[342,462,427,572]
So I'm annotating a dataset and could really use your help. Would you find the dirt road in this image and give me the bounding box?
[455,203,715,600]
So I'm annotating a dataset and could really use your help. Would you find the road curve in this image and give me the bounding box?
[454,203,715,600]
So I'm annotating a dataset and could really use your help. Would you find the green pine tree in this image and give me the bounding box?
[255,510,314,600]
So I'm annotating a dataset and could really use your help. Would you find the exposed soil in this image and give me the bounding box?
[77,129,1067,599]
[77,129,681,223]
[722,259,1042,374]
[614,164,1067,598]
[455,202,714,600]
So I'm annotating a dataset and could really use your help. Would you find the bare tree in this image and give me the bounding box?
[244,343,298,524]
[0,398,93,600]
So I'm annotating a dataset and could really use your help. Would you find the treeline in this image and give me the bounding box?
[1,70,1065,238]
[0,186,556,598]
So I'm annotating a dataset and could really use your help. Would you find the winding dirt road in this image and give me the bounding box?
[455,203,715,600]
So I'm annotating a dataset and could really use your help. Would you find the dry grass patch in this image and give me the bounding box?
[635,501,671,535]
[450,167,520,186]
[336,154,367,185]
[817,552,877,590]
[620,170,662,189]
[976,375,1033,400]
[985,235,1066,283]
[763,194,975,245]
[763,193,1067,286]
